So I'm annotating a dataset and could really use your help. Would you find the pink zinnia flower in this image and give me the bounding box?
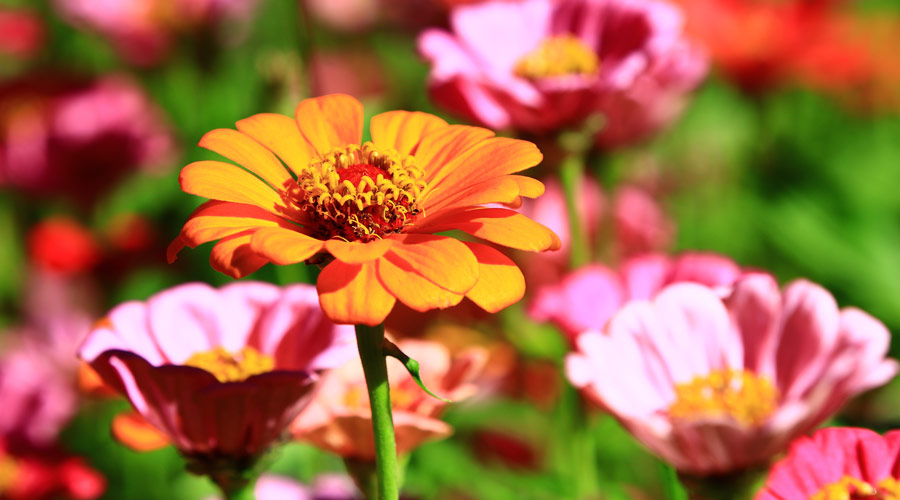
[0,75,172,208]
[756,427,900,500]
[612,185,675,257]
[78,282,355,468]
[418,0,707,146]
[529,252,742,339]
[291,339,485,459]
[566,275,899,475]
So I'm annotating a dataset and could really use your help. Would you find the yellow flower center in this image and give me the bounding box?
[184,346,274,383]
[667,369,778,427]
[290,141,427,242]
[812,476,900,500]
[514,35,600,80]
[0,455,18,493]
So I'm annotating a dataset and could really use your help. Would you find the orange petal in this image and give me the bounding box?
[249,227,325,265]
[236,113,316,175]
[412,207,560,252]
[376,253,464,312]
[510,175,545,198]
[424,137,542,203]
[112,411,170,452]
[387,234,478,294]
[324,238,393,263]
[462,242,525,313]
[415,124,494,179]
[177,200,297,248]
[210,230,270,278]
[179,161,289,217]
[295,94,363,155]
[317,260,396,326]
[424,176,527,213]
[199,128,294,190]
[370,110,448,157]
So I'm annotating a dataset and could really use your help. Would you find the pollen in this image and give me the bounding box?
[184,346,274,383]
[667,369,778,427]
[291,141,427,242]
[812,476,900,500]
[514,35,600,80]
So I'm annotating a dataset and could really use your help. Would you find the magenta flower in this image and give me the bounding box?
[418,0,707,146]
[566,275,898,475]
[207,474,358,500]
[612,185,674,257]
[529,252,742,339]
[0,75,172,208]
[756,427,900,500]
[78,282,355,467]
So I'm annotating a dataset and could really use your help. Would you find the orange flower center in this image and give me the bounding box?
[514,35,600,80]
[184,346,274,383]
[291,141,427,242]
[812,476,900,500]
[667,369,778,427]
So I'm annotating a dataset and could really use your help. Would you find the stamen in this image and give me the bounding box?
[184,346,274,383]
[514,35,600,80]
[811,475,900,500]
[291,141,427,242]
[667,369,777,427]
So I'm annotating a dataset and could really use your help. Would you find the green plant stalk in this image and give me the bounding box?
[355,323,399,500]
[559,154,590,269]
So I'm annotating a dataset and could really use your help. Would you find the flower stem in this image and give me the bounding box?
[560,154,589,269]
[355,323,399,500]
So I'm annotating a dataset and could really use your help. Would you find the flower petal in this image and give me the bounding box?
[370,110,448,157]
[424,175,544,213]
[249,227,325,265]
[210,230,271,279]
[424,137,542,202]
[175,201,297,252]
[413,207,560,252]
[461,242,525,313]
[324,238,394,264]
[415,124,494,179]
[112,411,170,452]
[179,160,290,217]
[317,260,396,326]
[199,128,294,190]
[235,112,316,175]
[295,94,364,155]
[387,234,478,294]
[376,253,464,312]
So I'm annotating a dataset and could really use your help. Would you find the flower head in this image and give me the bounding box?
[566,274,898,475]
[78,282,355,467]
[756,427,900,500]
[168,94,559,325]
[529,252,742,339]
[418,0,707,146]
[291,339,485,459]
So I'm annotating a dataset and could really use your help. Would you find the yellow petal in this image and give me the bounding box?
[249,227,325,265]
[386,234,478,294]
[412,207,560,252]
[376,253,464,312]
[462,242,525,313]
[179,160,290,217]
[324,238,394,263]
[210,230,270,279]
[370,110,448,157]
[295,94,364,155]
[317,260,396,326]
[236,113,317,175]
[199,128,294,190]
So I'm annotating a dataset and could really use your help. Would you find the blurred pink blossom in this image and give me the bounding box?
[305,0,379,33]
[0,8,44,59]
[0,75,172,208]
[54,0,258,65]
[529,252,742,339]
[78,282,355,464]
[292,339,485,459]
[0,272,97,450]
[755,427,900,500]
[418,0,707,147]
[206,474,358,500]
[613,185,675,257]
[566,275,898,475]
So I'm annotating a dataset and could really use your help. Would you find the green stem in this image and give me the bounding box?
[560,154,590,269]
[355,323,399,500]
[221,480,256,500]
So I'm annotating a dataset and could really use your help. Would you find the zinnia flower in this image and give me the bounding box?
[27,217,101,275]
[168,93,559,326]
[291,339,485,459]
[0,439,106,500]
[78,282,355,473]
[529,252,742,340]
[756,427,900,500]
[418,0,707,147]
[566,274,898,475]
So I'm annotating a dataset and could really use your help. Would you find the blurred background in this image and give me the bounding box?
[1,0,900,498]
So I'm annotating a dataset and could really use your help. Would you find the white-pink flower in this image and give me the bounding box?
[566,274,898,475]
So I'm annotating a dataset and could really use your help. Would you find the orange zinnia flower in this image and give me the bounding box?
[168,94,559,325]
